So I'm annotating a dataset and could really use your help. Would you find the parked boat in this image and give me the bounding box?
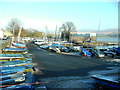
[2,48,28,54]
[0,59,31,63]
[66,46,78,52]
[49,43,69,52]
[91,47,105,57]
[12,42,26,48]
[81,48,92,57]
[34,39,45,46]
[0,73,26,81]
[60,41,73,46]
[92,74,120,89]
[6,83,34,89]
[0,60,32,67]
[4,72,36,89]
[59,46,69,52]
[103,48,116,58]
[49,47,61,53]
[112,47,120,56]
[1,65,34,75]
[40,45,49,50]
[0,57,32,62]
[1,76,25,85]
[2,48,27,52]
[0,54,24,60]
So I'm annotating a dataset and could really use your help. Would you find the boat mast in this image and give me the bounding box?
[45,26,49,43]
[96,19,102,41]
[11,22,15,46]
[54,25,57,41]
[17,28,22,42]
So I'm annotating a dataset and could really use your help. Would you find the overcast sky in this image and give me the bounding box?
[0,0,118,33]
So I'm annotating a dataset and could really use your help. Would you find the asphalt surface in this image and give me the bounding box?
[27,43,117,88]
[27,43,109,78]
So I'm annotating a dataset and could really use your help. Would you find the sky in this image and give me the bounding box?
[0,0,118,33]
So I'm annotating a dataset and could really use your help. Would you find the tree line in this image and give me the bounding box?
[4,18,77,41]
[6,18,43,38]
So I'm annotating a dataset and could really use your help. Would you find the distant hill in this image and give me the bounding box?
[79,28,118,34]
[98,29,118,34]
[79,28,119,38]
[97,29,119,38]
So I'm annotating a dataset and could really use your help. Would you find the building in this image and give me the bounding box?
[70,32,96,42]
[0,29,4,39]
[3,30,12,37]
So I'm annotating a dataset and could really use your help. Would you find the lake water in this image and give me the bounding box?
[96,38,119,49]
[96,45,118,49]
[97,38,118,43]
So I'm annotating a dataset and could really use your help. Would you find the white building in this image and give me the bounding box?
[70,32,96,42]
[0,29,4,39]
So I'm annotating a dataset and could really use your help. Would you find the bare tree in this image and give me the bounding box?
[6,18,23,37]
[59,22,76,41]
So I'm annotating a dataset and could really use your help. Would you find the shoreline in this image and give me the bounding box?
[97,37,119,38]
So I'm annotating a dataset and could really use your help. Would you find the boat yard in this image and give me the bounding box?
[0,40,36,89]
[27,41,119,89]
[0,38,119,89]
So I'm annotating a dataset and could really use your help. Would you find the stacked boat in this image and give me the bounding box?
[0,42,35,89]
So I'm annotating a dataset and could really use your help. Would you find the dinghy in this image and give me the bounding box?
[1,76,25,85]
[81,48,92,57]
[2,48,28,54]
[0,73,26,81]
[1,65,34,75]
[92,74,120,89]
[0,54,24,60]
[0,60,32,67]
[91,47,105,57]
[12,42,26,48]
